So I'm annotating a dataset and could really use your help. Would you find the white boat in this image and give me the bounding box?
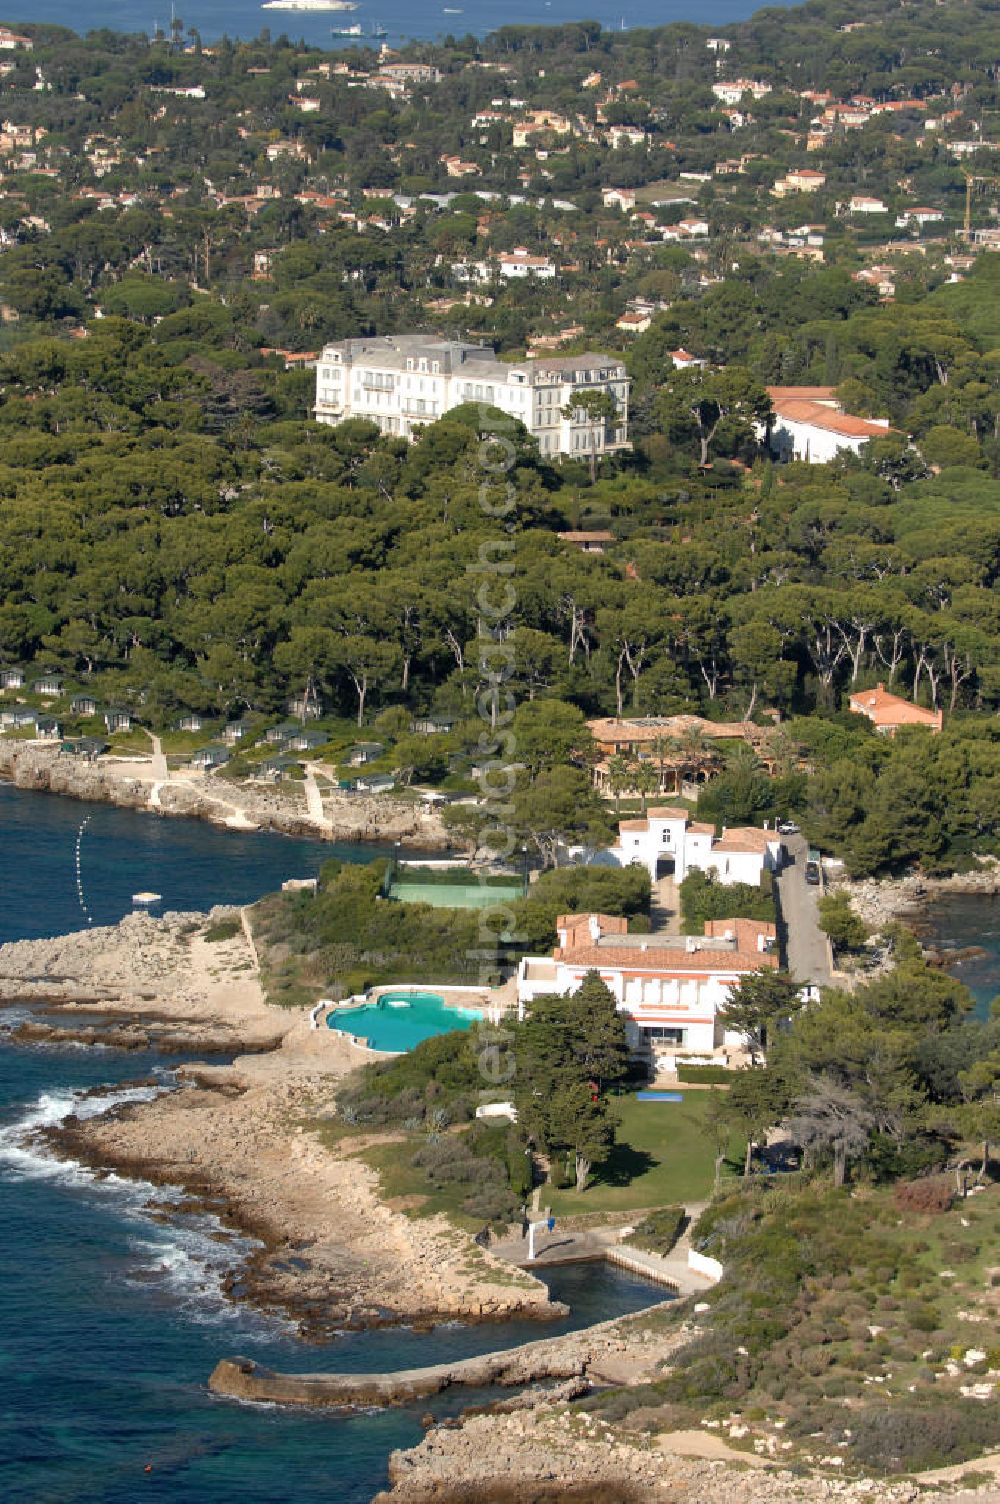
[331,21,363,33]
[262,0,357,11]
[132,891,162,905]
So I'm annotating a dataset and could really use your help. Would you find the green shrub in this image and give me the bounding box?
[625,1206,686,1257]
[205,917,241,942]
[679,868,775,933]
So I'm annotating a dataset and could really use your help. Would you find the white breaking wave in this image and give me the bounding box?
[0,1081,163,1184]
[0,1074,287,1338]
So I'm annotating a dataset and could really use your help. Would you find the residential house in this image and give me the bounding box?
[497,247,555,279]
[772,168,826,197]
[895,206,944,229]
[376,62,442,85]
[848,682,943,735]
[104,707,133,733]
[287,692,324,720]
[177,713,204,733]
[411,715,455,736]
[711,79,772,105]
[70,694,98,717]
[36,715,61,740]
[616,310,652,335]
[663,217,709,240]
[60,736,108,760]
[355,771,396,794]
[604,807,784,887]
[32,673,63,697]
[0,666,25,690]
[1,708,36,731]
[348,741,385,766]
[602,187,637,212]
[190,746,230,771]
[265,139,311,163]
[588,714,755,760]
[516,911,778,1059]
[512,110,573,148]
[557,530,615,553]
[765,385,894,463]
[440,154,479,178]
[853,265,896,298]
[287,728,326,753]
[0,28,32,48]
[848,195,889,215]
[265,721,298,746]
[669,348,704,369]
[260,754,303,781]
[223,720,251,745]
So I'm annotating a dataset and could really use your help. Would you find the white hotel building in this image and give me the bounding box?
[313,335,630,458]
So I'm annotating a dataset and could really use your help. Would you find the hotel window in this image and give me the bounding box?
[432,361,440,374]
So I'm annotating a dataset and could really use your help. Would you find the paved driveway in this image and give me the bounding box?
[775,834,834,987]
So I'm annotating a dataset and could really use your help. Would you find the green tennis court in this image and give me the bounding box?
[388,881,524,909]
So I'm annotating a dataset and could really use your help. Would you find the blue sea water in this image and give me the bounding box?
[0,779,388,940]
[919,892,1000,1023]
[1,0,802,51]
[0,783,668,1503]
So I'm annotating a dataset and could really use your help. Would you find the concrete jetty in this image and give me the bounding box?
[208,1330,587,1408]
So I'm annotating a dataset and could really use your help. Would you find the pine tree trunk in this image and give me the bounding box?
[833,1142,846,1187]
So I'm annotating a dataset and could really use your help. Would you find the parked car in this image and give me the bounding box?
[777,819,801,834]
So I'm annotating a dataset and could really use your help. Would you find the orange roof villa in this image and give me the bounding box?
[848,683,943,734]
[516,910,778,1064]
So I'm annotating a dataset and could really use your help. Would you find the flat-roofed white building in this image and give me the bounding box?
[314,334,630,458]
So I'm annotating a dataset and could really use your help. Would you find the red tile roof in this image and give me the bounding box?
[848,683,942,731]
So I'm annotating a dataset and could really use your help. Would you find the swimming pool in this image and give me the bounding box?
[327,991,483,1052]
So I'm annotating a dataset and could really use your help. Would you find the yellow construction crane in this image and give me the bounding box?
[962,170,1000,238]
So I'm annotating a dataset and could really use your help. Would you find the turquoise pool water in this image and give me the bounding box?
[327,991,483,1052]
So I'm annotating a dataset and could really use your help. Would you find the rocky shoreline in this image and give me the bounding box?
[0,740,450,849]
[841,862,1000,938]
[373,1403,1000,1504]
[0,909,553,1337]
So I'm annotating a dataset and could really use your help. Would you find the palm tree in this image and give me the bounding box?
[632,758,659,815]
[650,733,680,797]
[606,754,632,816]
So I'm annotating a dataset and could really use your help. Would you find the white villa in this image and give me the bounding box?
[517,911,778,1061]
[765,385,894,464]
[313,335,630,458]
[604,806,784,886]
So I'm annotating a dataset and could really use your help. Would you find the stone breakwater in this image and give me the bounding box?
[0,740,449,848]
[209,1306,679,1407]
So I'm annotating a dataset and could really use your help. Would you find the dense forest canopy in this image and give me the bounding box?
[0,1,997,877]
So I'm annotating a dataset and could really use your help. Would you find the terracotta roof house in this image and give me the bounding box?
[848,683,942,735]
[765,386,895,463]
[517,910,777,1060]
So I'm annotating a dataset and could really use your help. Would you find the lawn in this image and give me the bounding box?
[546,1090,737,1216]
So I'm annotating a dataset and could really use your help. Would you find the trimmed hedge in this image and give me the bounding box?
[676,1064,732,1084]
